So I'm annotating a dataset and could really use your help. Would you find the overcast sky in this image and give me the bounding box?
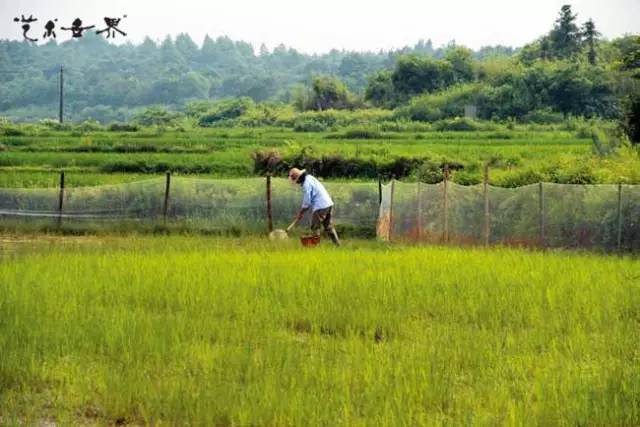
[1,0,639,53]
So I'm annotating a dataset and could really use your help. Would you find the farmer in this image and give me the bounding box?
[286,168,341,246]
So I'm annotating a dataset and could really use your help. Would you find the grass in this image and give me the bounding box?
[2,126,639,187]
[1,235,639,425]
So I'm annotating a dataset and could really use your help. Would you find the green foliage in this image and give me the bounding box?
[107,122,140,132]
[297,76,357,111]
[620,92,640,144]
[75,120,104,133]
[521,108,566,124]
[582,19,601,65]
[548,5,583,59]
[197,98,255,126]
[364,71,396,107]
[293,118,328,132]
[432,117,488,131]
[391,55,454,97]
[416,161,444,183]
[134,107,184,127]
[394,83,487,121]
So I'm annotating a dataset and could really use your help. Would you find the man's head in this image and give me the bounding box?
[288,168,306,184]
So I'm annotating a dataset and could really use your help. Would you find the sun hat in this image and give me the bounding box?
[288,167,306,183]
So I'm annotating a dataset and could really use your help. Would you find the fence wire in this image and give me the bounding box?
[379,180,640,252]
[0,177,378,235]
[1,176,638,251]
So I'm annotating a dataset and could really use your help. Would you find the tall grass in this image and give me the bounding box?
[1,236,639,425]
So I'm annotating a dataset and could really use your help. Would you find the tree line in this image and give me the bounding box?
[0,4,638,142]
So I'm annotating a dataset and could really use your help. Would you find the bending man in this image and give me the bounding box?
[286,168,341,246]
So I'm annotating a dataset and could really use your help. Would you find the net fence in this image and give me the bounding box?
[0,176,378,235]
[1,175,638,251]
[379,180,640,252]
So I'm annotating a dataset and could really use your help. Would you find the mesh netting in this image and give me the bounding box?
[0,176,379,235]
[380,180,640,252]
[168,177,267,232]
[1,176,638,251]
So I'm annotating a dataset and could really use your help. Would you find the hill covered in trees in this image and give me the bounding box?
[0,4,638,136]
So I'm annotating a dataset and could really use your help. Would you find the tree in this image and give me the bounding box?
[621,93,640,144]
[582,19,600,65]
[175,33,199,62]
[298,76,355,111]
[364,71,396,107]
[444,47,475,83]
[549,5,582,59]
[391,55,454,98]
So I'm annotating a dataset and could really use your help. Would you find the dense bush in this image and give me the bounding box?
[293,118,328,132]
[326,127,385,139]
[253,149,424,179]
[198,98,256,127]
[521,108,566,124]
[432,118,488,131]
[75,120,104,133]
[108,122,140,132]
[133,107,184,127]
[0,125,25,136]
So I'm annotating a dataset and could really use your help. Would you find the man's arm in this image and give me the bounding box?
[288,184,311,231]
[287,207,309,231]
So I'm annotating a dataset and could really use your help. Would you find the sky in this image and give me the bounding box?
[1,0,639,54]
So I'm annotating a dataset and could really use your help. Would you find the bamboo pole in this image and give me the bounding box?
[266,174,273,232]
[617,183,623,253]
[539,182,545,247]
[163,172,171,222]
[443,164,449,243]
[57,171,65,228]
[388,177,395,242]
[416,180,423,240]
[483,163,490,246]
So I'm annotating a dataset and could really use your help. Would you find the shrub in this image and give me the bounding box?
[550,165,597,184]
[134,107,184,127]
[293,118,328,132]
[75,120,104,133]
[394,83,488,122]
[253,149,424,179]
[433,117,481,131]
[1,125,25,136]
[108,122,140,132]
[416,161,443,183]
[520,109,564,124]
[198,98,255,127]
[497,169,546,187]
[39,119,72,131]
[326,126,385,139]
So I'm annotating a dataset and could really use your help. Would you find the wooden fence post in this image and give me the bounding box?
[388,176,395,242]
[443,164,449,243]
[378,175,382,206]
[617,183,623,253]
[539,182,545,247]
[57,171,65,228]
[266,174,273,233]
[483,163,490,246]
[416,180,423,240]
[163,172,171,222]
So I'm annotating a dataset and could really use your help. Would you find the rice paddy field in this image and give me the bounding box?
[2,127,640,188]
[1,234,639,425]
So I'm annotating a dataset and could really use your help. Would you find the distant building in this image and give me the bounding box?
[464,105,477,119]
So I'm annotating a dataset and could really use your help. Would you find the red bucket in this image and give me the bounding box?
[300,235,321,247]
